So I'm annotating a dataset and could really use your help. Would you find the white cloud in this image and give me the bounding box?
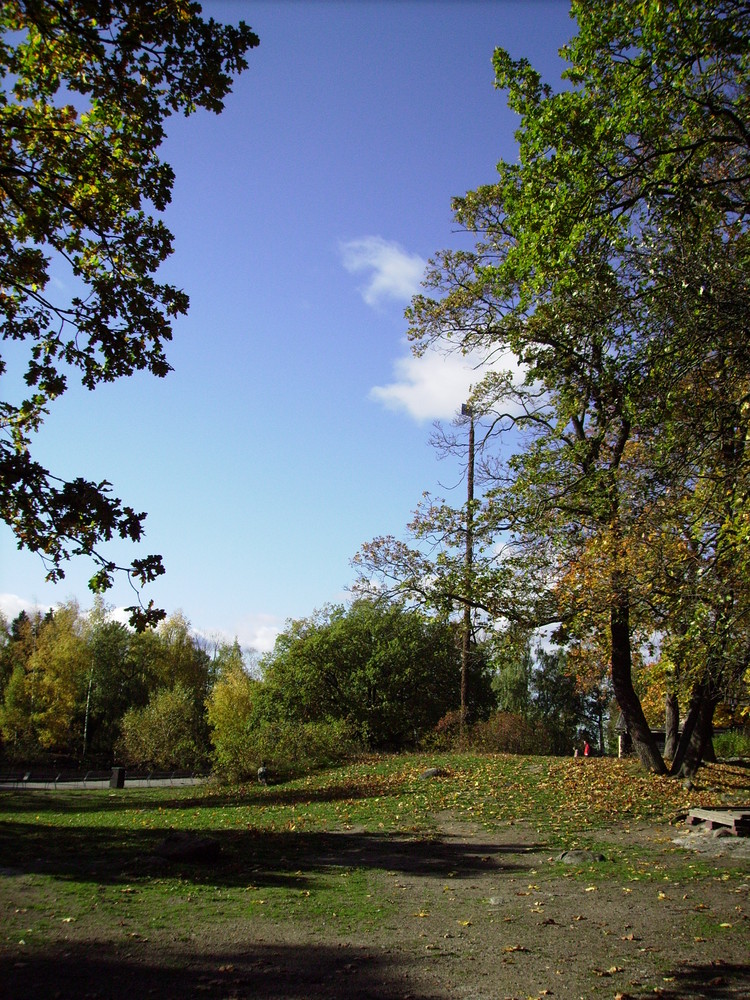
[0,593,51,620]
[233,612,283,654]
[109,606,135,627]
[370,348,478,421]
[340,236,426,306]
[370,345,529,423]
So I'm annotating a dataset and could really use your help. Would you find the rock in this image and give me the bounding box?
[712,826,732,838]
[154,830,221,863]
[555,849,606,864]
[419,767,446,780]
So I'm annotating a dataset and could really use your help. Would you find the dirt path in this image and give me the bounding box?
[2,815,748,1000]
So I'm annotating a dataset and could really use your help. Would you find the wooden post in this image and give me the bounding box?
[460,404,475,733]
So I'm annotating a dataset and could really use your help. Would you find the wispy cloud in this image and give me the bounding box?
[371,346,526,423]
[340,236,426,307]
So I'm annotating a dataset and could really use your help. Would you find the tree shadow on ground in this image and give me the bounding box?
[631,961,750,999]
[0,819,541,888]
[0,780,400,816]
[0,940,445,1000]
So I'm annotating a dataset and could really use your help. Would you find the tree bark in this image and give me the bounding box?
[460,411,475,732]
[670,675,718,777]
[663,690,679,760]
[610,581,667,774]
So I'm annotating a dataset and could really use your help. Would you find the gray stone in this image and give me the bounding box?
[419,767,446,780]
[555,849,606,864]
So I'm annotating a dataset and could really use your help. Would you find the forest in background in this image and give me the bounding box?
[1,595,671,779]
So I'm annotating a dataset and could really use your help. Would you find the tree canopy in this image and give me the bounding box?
[0,1,258,627]
[357,0,749,775]
[258,600,494,750]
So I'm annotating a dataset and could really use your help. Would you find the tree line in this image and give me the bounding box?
[0,597,617,776]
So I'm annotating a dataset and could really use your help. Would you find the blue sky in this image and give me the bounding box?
[0,0,575,651]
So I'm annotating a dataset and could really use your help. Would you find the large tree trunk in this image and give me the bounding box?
[663,690,679,760]
[610,582,667,774]
[670,675,718,777]
[670,674,719,777]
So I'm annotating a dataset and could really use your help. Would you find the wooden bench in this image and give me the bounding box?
[686,808,750,836]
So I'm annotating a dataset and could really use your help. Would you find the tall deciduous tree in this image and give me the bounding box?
[81,597,158,760]
[259,600,493,750]
[0,600,89,757]
[117,681,205,770]
[386,0,748,774]
[0,2,258,627]
[206,641,258,782]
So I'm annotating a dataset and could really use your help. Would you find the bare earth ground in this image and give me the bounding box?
[1,813,748,1000]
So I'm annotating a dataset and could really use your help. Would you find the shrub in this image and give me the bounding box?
[210,724,257,783]
[468,711,552,755]
[713,728,750,759]
[116,684,207,770]
[213,718,361,784]
[421,710,554,755]
[207,660,258,782]
[420,709,464,751]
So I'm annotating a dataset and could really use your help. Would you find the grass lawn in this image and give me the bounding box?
[1,754,748,999]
